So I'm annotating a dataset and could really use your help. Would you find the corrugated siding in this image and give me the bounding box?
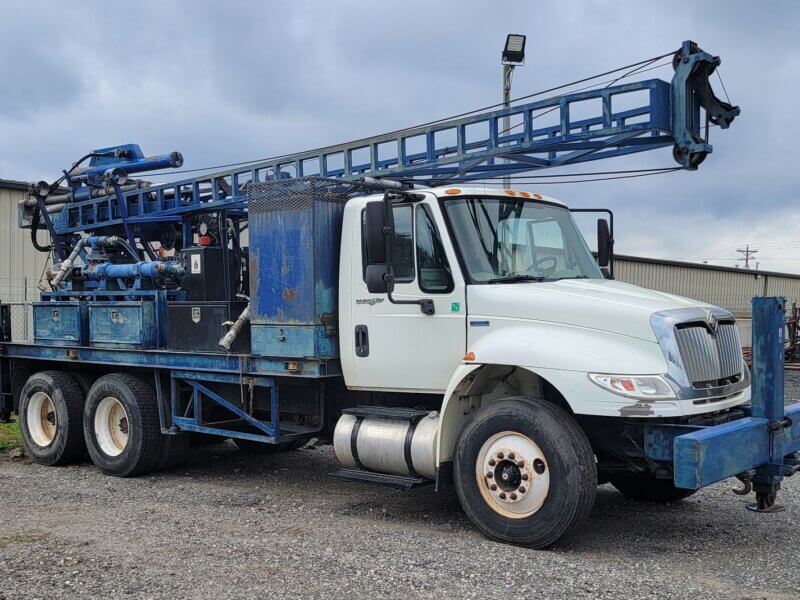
[0,187,50,302]
[614,257,800,347]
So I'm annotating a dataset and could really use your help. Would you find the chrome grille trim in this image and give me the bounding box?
[651,307,750,401]
[675,321,742,385]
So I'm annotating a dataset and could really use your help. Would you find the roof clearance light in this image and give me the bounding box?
[463,352,476,362]
[533,193,543,200]
[519,191,531,198]
[445,188,461,195]
[503,189,516,196]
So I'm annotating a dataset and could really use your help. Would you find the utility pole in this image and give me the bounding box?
[736,244,758,269]
[502,63,513,188]
[501,34,526,189]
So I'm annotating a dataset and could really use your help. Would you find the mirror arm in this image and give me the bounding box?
[381,191,436,316]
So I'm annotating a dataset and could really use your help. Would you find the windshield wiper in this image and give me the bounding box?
[486,274,547,284]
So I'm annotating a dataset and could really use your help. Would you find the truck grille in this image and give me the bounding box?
[675,321,742,387]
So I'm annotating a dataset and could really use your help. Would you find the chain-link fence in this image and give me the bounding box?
[0,277,33,303]
[5,302,33,342]
[0,278,34,342]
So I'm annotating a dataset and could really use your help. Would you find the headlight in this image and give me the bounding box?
[588,373,675,400]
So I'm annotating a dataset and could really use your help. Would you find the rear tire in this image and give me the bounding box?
[154,432,190,472]
[83,374,163,477]
[19,371,86,466]
[454,397,596,549]
[610,473,696,502]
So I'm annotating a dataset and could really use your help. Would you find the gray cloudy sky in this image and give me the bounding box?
[2,1,799,271]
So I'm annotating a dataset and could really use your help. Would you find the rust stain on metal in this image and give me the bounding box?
[282,287,299,302]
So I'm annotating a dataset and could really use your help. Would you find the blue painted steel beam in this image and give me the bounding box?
[672,403,800,489]
[1,341,340,379]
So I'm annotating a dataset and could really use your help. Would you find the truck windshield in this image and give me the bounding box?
[442,196,603,283]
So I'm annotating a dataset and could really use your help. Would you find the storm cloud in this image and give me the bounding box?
[1,0,798,270]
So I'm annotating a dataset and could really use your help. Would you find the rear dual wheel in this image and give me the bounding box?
[19,371,86,465]
[83,374,188,477]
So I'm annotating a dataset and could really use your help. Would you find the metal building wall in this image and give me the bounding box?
[0,184,50,302]
[614,255,800,347]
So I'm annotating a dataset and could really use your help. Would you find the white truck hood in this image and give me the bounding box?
[468,279,708,342]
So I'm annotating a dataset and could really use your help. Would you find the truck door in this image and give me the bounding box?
[349,199,466,393]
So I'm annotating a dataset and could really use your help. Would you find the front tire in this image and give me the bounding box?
[83,374,163,477]
[19,371,86,466]
[454,397,596,549]
[610,473,696,502]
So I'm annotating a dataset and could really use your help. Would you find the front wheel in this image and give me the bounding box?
[454,397,596,549]
[610,473,696,502]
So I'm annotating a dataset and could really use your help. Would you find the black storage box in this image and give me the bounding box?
[166,301,250,353]
[181,246,239,301]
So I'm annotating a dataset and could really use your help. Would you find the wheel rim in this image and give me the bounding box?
[475,430,550,519]
[94,397,129,457]
[27,391,57,447]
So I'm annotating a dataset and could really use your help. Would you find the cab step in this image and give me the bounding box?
[342,406,430,422]
[331,468,432,490]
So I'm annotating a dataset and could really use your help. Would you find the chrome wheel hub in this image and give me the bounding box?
[475,431,550,519]
[27,391,57,447]
[94,397,129,457]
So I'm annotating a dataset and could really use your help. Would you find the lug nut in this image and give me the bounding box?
[496,452,504,459]
[490,484,497,491]
[522,473,529,481]
[510,493,517,500]
[499,492,507,499]
[516,460,524,468]
[488,459,496,467]
[519,486,526,493]
[508,452,515,460]
[486,472,493,479]
[533,459,546,474]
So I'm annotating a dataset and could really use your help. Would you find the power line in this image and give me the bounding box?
[464,167,681,186]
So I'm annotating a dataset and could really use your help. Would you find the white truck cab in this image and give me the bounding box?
[334,186,750,547]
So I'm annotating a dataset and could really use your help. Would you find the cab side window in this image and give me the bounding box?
[361,205,414,282]
[416,205,453,293]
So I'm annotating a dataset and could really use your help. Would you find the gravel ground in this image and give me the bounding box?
[1,375,800,600]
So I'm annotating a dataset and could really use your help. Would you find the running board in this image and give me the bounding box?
[331,468,432,490]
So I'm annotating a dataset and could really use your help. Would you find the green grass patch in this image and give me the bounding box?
[0,418,23,453]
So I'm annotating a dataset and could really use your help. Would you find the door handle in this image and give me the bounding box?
[355,325,369,357]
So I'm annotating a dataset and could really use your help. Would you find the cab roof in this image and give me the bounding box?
[428,186,567,207]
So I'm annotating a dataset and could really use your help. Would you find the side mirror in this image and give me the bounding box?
[366,264,394,294]
[597,218,613,268]
[364,201,395,294]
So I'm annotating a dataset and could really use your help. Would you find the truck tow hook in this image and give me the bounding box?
[732,473,752,496]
